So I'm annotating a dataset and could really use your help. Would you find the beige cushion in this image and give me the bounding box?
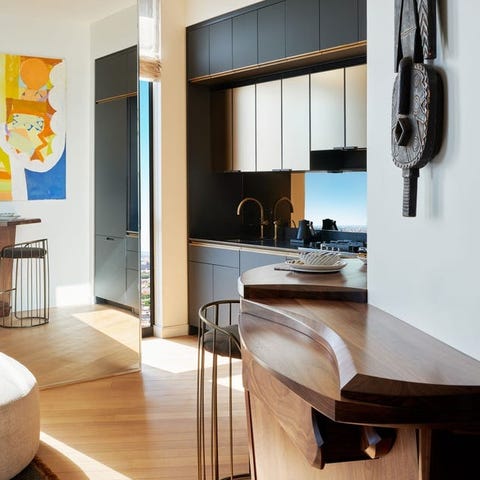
[0,353,40,480]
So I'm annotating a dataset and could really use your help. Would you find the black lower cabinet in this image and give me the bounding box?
[188,244,290,329]
[188,245,239,328]
[95,235,126,305]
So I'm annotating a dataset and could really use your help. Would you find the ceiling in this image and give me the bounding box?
[0,0,137,23]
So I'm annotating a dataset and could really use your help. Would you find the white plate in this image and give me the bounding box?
[285,259,347,273]
[0,214,20,221]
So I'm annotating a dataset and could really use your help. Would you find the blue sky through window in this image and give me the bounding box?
[305,172,367,231]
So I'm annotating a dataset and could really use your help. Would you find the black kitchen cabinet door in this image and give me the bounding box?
[358,0,367,41]
[95,235,126,305]
[126,47,138,94]
[240,251,287,275]
[95,46,137,101]
[286,0,319,57]
[232,11,258,69]
[95,100,128,237]
[320,0,358,50]
[187,26,210,78]
[127,97,138,232]
[258,2,286,63]
[188,261,213,327]
[210,19,233,74]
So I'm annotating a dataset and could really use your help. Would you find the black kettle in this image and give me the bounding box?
[322,218,338,231]
[297,219,315,241]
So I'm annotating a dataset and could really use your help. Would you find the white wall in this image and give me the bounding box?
[368,1,480,360]
[153,0,189,338]
[91,5,138,59]
[0,6,137,309]
[0,13,92,306]
[186,0,261,25]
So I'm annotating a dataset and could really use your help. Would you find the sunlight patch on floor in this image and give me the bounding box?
[141,336,242,374]
[141,336,199,373]
[72,308,139,350]
[40,432,131,479]
[216,373,244,393]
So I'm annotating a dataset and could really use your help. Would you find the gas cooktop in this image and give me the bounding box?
[300,239,366,254]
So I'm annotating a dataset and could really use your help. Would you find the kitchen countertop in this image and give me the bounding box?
[189,237,364,259]
[238,258,367,302]
[190,236,299,254]
[238,262,480,426]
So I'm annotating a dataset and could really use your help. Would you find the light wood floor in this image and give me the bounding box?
[0,304,141,388]
[36,335,249,479]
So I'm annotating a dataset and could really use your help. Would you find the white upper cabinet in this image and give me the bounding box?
[282,75,310,171]
[345,64,367,148]
[232,84,256,171]
[310,68,345,150]
[256,80,282,171]
[227,64,366,172]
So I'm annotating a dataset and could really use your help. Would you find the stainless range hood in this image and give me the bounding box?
[309,148,366,172]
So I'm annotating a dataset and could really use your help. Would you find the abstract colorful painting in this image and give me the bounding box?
[0,54,65,200]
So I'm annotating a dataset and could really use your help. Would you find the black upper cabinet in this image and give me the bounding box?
[187,0,366,80]
[209,19,233,74]
[358,0,367,41]
[320,0,358,50]
[258,2,286,63]
[286,0,319,57]
[126,48,138,94]
[188,26,210,78]
[233,11,258,69]
[95,46,137,101]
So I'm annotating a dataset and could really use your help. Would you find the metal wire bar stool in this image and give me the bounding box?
[197,299,251,480]
[0,239,49,328]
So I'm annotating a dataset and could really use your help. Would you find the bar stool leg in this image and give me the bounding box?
[197,300,251,480]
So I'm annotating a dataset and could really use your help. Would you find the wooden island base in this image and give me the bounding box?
[249,395,418,480]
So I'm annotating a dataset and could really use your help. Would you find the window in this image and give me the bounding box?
[304,172,367,232]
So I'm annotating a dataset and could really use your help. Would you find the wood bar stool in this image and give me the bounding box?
[197,299,251,480]
[0,239,49,328]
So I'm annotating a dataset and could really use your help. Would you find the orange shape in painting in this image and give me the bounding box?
[20,58,50,90]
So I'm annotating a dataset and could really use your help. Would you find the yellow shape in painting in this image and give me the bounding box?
[0,149,12,200]
[5,55,20,100]
[0,54,5,122]
[39,134,55,159]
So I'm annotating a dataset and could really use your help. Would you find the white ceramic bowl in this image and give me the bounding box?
[299,251,341,266]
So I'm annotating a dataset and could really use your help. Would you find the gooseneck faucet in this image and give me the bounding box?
[236,197,268,239]
[273,196,294,241]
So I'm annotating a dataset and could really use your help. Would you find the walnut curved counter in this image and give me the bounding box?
[238,258,367,302]
[238,261,480,480]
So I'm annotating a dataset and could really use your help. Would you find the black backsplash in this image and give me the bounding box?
[187,85,291,240]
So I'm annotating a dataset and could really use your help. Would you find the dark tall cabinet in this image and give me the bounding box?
[94,46,139,312]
